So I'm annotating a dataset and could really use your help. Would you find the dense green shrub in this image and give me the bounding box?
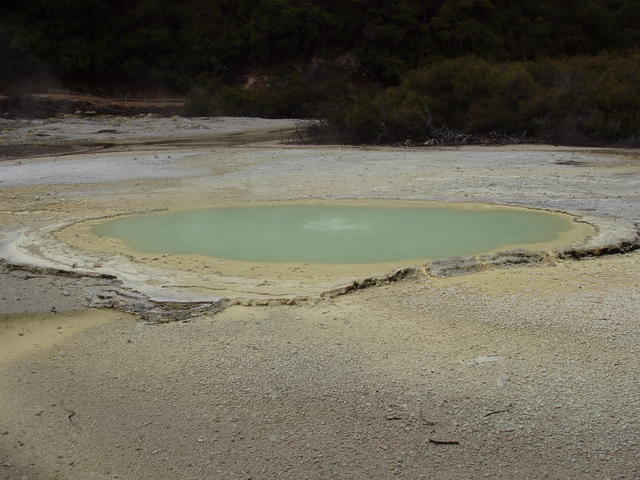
[313,52,640,146]
[190,51,640,147]
[4,0,640,92]
[320,88,432,143]
[4,0,640,146]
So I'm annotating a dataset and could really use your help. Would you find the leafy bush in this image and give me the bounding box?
[310,51,640,146]
[7,0,640,93]
[320,87,433,143]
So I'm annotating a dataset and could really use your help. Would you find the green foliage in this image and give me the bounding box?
[322,87,432,143]
[403,57,541,133]
[3,0,640,146]
[316,52,640,146]
[4,0,640,91]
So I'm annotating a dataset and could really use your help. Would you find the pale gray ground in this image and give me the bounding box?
[0,116,300,143]
[0,261,115,315]
[0,118,639,479]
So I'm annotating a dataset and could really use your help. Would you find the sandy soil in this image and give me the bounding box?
[0,118,639,479]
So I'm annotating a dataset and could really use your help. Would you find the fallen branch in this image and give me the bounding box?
[428,439,460,445]
[60,400,76,422]
[485,408,511,417]
[420,411,436,426]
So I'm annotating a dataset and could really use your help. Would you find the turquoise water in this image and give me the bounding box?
[93,205,572,264]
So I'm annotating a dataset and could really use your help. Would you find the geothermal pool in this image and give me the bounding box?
[92,204,575,264]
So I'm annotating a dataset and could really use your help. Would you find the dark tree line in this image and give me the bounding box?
[3,0,640,145]
[2,0,640,91]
